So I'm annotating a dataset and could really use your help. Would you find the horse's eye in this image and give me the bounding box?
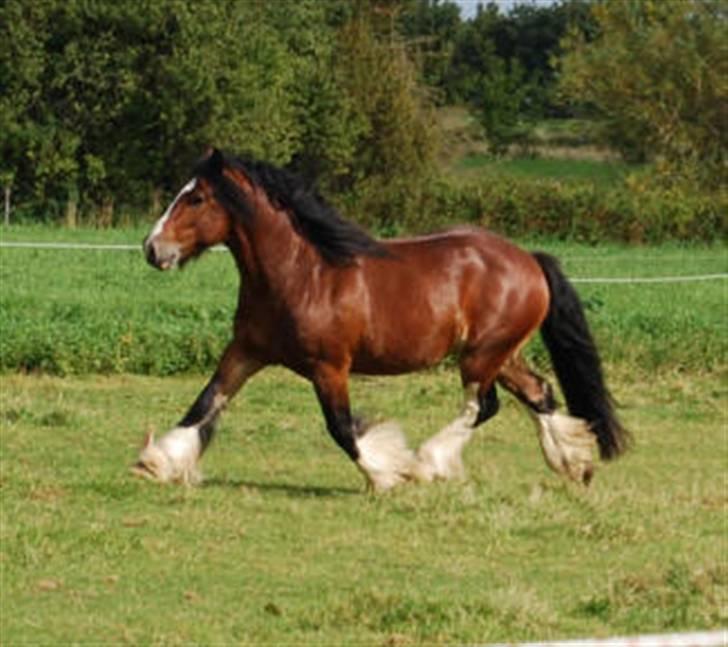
[189,194,204,207]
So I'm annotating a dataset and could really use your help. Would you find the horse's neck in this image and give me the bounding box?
[229,199,316,293]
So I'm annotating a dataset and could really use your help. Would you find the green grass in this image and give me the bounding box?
[1,368,726,643]
[1,225,726,643]
[1,226,726,375]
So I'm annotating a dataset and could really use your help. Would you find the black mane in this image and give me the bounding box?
[196,151,390,265]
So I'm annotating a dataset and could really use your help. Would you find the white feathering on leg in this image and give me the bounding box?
[355,421,417,492]
[134,426,203,485]
[413,386,480,482]
[533,412,596,484]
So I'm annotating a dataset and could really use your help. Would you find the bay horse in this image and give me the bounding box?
[134,148,629,490]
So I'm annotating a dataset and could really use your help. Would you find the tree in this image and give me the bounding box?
[445,1,595,112]
[0,0,441,225]
[558,0,727,187]
[332,1,441,230]
[399,0,463,98]
[0,0,312,219]
[476,59,533,155]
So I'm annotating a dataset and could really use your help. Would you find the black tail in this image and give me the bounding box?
[533,252,630,460]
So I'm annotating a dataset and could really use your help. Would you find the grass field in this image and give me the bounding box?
[1,225,726,643]
[1,226,726,375]
[453,155,632,187]
[1,368,726,644]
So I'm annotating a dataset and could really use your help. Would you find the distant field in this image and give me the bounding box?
[1,368,725,643]
[1,226,726,375]
[440,108,629,183]
[454,155,633,187]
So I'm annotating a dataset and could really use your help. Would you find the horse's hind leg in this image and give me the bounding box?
[497,353,596,484]
[413,350,507,482]
[413,383,480,481]
[313,363,416,492]
[497,354,555,415]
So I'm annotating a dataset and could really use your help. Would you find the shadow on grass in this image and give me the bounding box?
[202,477,360,498]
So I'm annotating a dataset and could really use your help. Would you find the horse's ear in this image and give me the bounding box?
[204,146,224,177]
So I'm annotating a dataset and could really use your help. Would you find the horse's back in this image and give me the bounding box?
[351,226,549,374]
[378,226,547,300]
[382,226,536,269]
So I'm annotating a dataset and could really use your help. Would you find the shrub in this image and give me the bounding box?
[376,175,727,243]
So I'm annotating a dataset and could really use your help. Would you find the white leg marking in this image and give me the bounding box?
[133,426,203,485]
[413,384,480,482]
[355,421,417,492]
[533,412,596,484]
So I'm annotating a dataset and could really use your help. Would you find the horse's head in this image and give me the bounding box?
[143,148,231,270]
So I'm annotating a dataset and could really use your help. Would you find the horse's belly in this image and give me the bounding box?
[351,324,459,375]
[350,351,446,376]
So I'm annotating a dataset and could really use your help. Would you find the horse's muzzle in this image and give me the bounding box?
[143,236,179,271]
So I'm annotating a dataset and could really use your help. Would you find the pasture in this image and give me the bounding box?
[1,227,726,643]
[1,226,726,375]
[453,155,632,187]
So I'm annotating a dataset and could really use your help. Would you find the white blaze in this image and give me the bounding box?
[149,179,197,239]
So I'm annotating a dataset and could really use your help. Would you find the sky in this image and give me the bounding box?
[454,0,558,19]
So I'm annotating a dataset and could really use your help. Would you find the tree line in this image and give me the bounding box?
[0,0,724,228]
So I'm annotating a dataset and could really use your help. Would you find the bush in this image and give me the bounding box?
[359,174,727,243]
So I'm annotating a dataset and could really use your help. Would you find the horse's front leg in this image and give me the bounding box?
[312,364,415,492]
[133,343,262,485]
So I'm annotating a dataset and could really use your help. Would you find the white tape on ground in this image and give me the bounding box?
[571,273,728,284]
[0,241,140,251]
[1,241,726,284]
[0,241,227,252]
[490,629,727,647]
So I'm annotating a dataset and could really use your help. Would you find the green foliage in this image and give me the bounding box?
[0,0,440,225]
[2,0,723,242]
[445,0,594,111]
[329,4,441,230]
[423,174,727,244]
[475,60,534,155]
[0,0,310,217]
[399,0,462,96]
[558,0,728,188]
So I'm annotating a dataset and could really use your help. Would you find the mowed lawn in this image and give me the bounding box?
[1,367,726,644]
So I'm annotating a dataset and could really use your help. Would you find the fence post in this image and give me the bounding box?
[4,185,10,226]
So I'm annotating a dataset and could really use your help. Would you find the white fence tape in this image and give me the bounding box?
[1,241,726,285]
[571,274,727,284]
[0,241,140,251]
[491,629,727,647]
[0,241,226,253]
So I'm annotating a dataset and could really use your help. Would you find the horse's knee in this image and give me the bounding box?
[474,385,500,427]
